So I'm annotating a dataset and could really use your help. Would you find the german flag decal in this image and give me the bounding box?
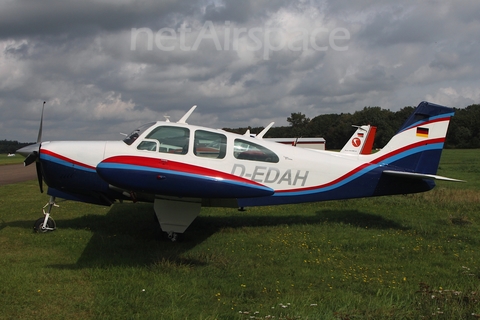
[416,127,429,138]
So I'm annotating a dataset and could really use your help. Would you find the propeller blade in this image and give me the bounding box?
[37,101,45,144]
[16,102,46,193]
[24,152,38,166]
[36,161,44,193]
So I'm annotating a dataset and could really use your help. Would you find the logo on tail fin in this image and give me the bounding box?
[340,125,377,155]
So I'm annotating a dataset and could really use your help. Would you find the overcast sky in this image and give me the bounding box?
[1,0,479,142]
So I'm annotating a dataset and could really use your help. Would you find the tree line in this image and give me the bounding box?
[227,104,480,150]
[0,140,33,154]
[1,104,478,153]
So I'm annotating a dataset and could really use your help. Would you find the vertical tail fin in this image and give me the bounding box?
[369,101,454,175]
[340,124,377,155]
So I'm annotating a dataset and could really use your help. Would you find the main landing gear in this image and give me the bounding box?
[154,197,201,242]
[164,231,182,242]
[33,196,58,233]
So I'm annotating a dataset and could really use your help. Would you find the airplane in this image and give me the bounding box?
[340,124,377,155]
[268,124,375,153]
[17,101,463,241]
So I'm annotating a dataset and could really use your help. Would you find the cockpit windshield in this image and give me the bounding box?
[123,122,156,145]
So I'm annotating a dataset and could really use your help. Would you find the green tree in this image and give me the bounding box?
[287,112,310,137]
[287,112,310,127]
[448,104,480,148]
[226,103,480,149]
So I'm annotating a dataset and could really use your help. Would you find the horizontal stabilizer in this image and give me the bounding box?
[383,170,465,182]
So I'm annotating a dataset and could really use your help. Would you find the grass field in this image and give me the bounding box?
[0,149,479,319]
[0,153,24,165]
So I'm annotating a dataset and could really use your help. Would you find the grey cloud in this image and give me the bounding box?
[0,0,193,39]
[358,8,441,46]
[1,0,479,142]
[429,52,459,70]
[204,0,252,23]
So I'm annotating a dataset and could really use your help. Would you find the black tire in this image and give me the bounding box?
[160,230,184,242]
[33,217,56,233]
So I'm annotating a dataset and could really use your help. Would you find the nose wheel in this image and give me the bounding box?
[34,216,56,233]
[33,196,58,233]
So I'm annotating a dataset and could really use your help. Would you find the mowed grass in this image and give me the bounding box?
[0,153,25,165]
[1,149,479,319]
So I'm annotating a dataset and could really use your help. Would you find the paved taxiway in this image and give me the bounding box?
[0,164,36,186]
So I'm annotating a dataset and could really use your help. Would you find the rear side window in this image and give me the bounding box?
[234,139,279,163]
[194,130,227,159]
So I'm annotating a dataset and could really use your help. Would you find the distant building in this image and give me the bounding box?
[265,138,326,150]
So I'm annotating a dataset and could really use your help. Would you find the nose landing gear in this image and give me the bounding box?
[33,196,58,233]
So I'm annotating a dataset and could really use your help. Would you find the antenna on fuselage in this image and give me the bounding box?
[256,122,274,139]
[164,115,170,122]
[177,105,197,124]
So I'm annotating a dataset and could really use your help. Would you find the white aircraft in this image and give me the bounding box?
[17,101,462,241]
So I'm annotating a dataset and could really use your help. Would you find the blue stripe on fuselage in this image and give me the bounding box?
[271,142,444,197]
[96,162,274,198]
[40,153,96,173]
[97,162,264,190]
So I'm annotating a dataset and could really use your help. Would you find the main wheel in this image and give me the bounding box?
[161,231,184,242]
[33,217,56,233]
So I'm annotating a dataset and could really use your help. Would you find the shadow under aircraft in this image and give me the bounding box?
[1,202,409,269]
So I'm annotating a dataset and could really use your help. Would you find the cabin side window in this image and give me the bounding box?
[138,126,190,154]
[194,130,227,159]
[137,139,158,152]
[233,139,279,163]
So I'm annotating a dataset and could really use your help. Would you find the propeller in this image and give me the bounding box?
[17,101,46,193]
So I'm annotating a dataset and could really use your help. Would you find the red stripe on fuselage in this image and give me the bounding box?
[370,137,445,164]
[41,149,96,170]
[275,137,445,194]
[274,162,371,194]
[102,155,267,187]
